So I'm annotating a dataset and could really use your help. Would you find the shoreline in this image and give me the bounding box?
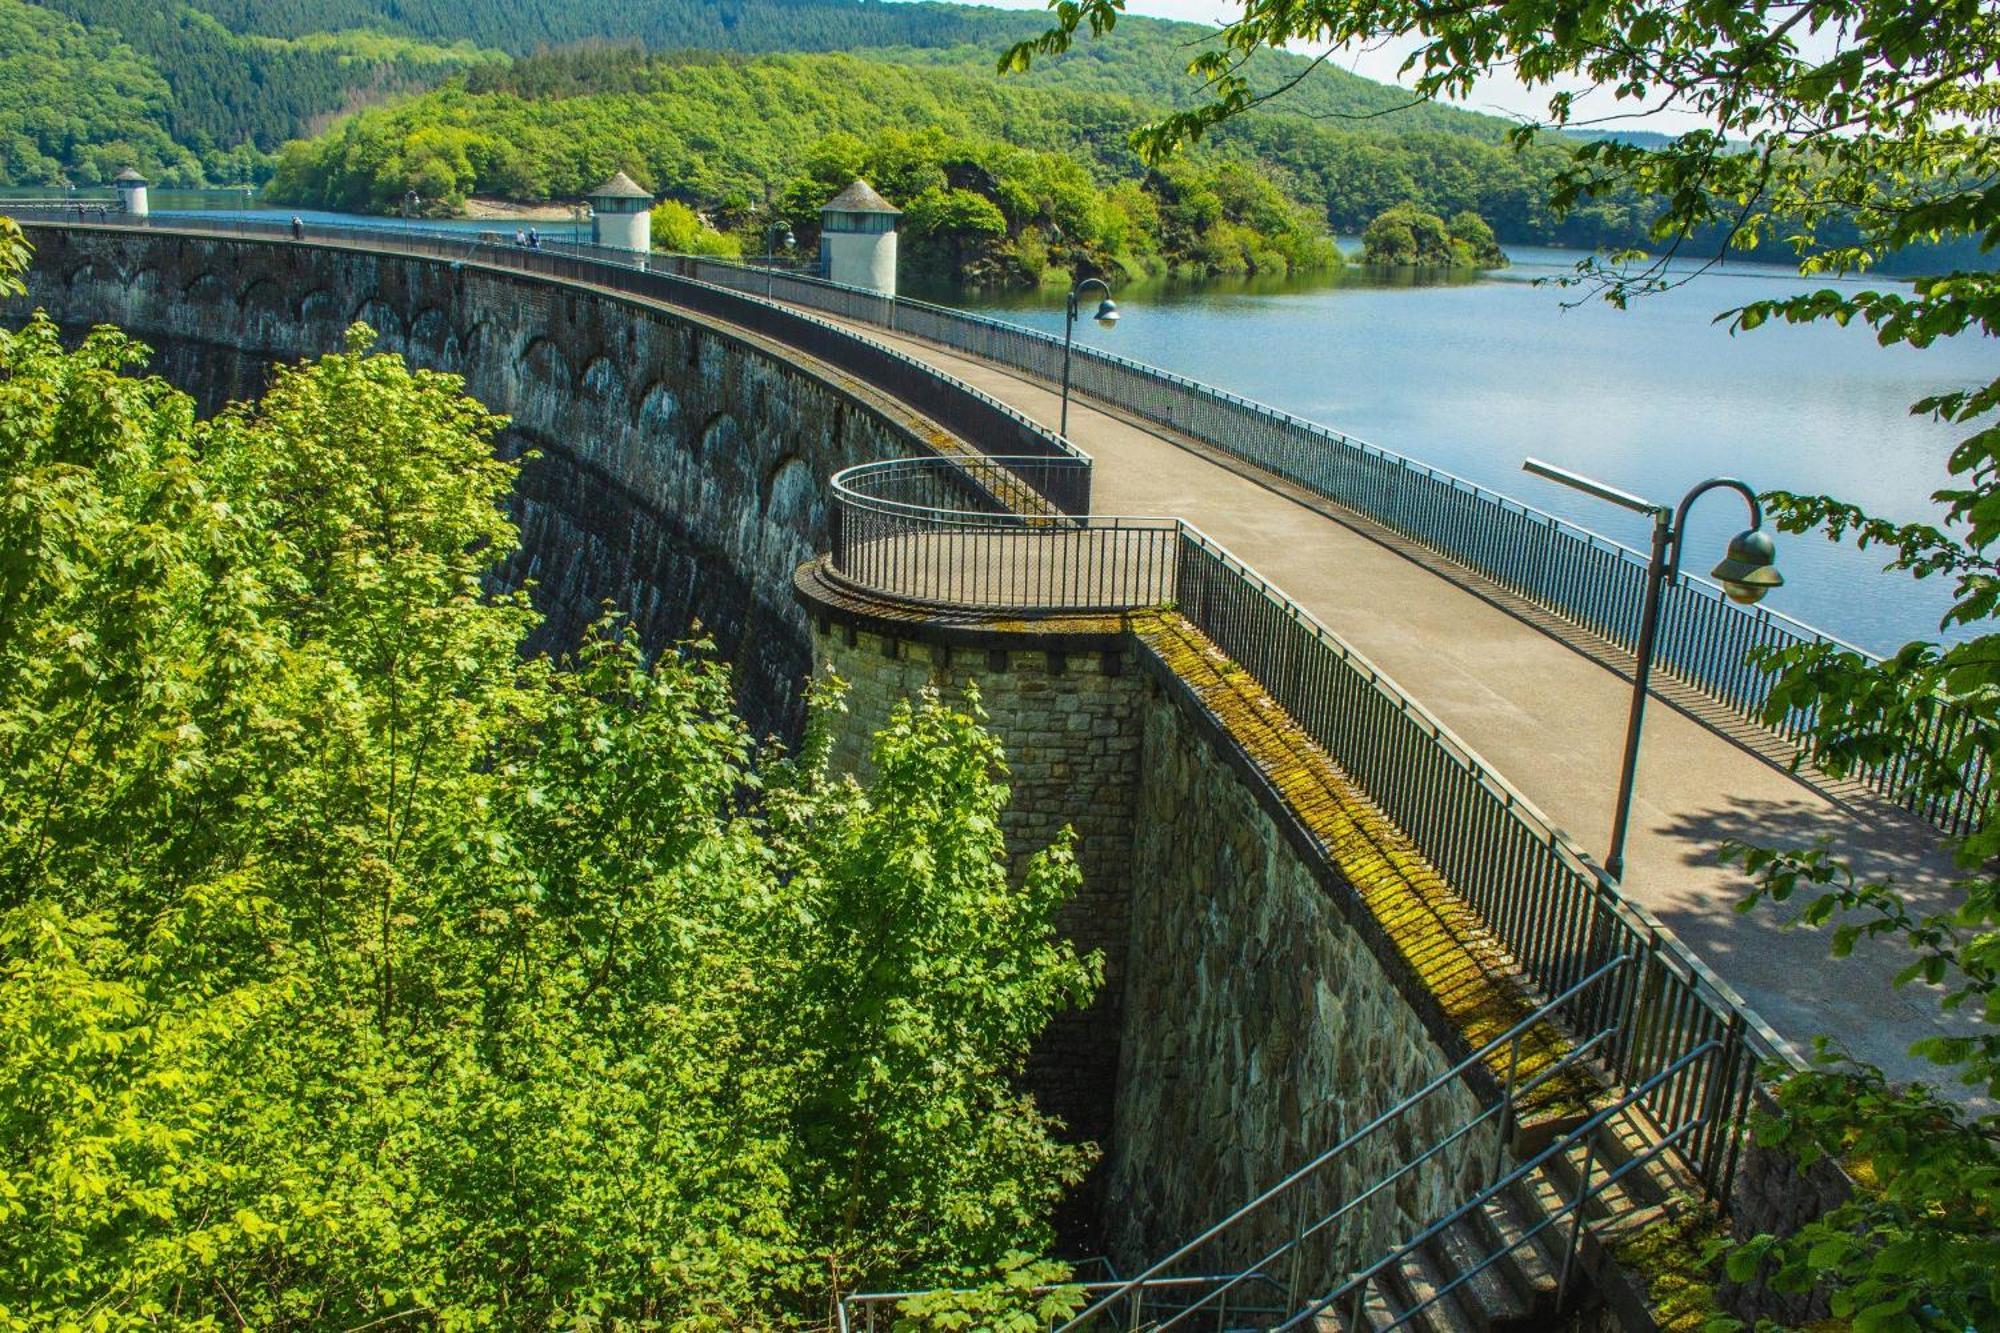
[461,196,579,222]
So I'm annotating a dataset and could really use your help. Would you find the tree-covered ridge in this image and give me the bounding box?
[19,0,1521,188]
[267,52,1343,283]
[0,219,1099,1325]
[0,0,499,185]
[0,0,195,185]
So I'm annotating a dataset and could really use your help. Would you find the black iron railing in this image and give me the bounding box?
[830,457,1175,611]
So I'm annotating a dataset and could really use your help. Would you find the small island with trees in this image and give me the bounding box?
[1360,204,1510,270]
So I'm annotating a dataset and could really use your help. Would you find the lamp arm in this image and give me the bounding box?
[1068,275,1111,318]
[1664,477,1762,582]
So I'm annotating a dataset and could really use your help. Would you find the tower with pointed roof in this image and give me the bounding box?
[818,179,899,295]
[587,170,653,254]
[113,167,148,218]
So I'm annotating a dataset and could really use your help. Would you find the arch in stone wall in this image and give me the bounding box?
[696,409,742,462]
[578,354,625,405]
[237,276,287,316]
[761,454,815,531]
[407,306,452,352]
[296,288,337,324]
[636,380,680,438]
[349,295,406,343]
[180,271,226,303]
[517,335,572,393]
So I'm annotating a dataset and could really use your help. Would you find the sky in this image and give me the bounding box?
[938,0,1719,132]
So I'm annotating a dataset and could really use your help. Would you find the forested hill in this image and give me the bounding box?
[7,0,1511,186]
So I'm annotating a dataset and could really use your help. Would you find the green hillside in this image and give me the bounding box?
[15,0,1517,186]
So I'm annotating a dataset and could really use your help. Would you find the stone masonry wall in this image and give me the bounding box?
[1107,656,1489,1284]
[807,619,1146,1244]
[18,225,924,738]
[803,594,1493,1277]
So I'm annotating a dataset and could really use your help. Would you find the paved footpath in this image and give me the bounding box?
[812,309,1979,1097]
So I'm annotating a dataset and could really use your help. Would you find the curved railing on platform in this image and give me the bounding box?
[830,457,1176,612]
[827,454,1792,1209]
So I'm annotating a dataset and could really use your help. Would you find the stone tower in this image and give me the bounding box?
[113,167,148,218]
[818,179,899,295]
[587,171,653,254]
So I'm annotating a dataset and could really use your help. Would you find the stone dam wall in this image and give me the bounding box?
[16,225,930,737]
[798,586,1499,1272]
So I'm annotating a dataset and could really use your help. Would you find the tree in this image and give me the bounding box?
[1007,1,2000,1326]
[0,219,1098,1329]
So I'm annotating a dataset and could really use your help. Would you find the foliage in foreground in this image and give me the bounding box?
[1011,0,2000,1326]
[0,237,1099,1326]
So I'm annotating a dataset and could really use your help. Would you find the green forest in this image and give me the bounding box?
[0,219,1099,1328]
[270,51,1352,283]
[0,0,1506,186]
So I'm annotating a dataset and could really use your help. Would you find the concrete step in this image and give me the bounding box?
[1379,1241,1480,1333]
[1467,1183,1564,1317]
[1310,1279,1399,1332]
[1425,1215,1530,1327]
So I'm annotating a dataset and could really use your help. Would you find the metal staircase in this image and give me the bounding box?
[836,952,1737,1332]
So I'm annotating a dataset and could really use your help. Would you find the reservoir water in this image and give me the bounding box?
[29,191,1989,654]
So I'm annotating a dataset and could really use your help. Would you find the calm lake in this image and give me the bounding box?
[37,190,1988,654]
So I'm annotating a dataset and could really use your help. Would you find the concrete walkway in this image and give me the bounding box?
[814,309,1977,1097]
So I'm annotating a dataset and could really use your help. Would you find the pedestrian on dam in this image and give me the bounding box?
[291,215,305,241]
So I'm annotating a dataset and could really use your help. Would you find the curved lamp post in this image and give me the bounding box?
[764,219,796,297]
[1060,276,1120,439]
[1523,458,1784,881]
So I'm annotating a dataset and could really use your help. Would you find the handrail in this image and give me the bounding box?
[1052,956,1632,1332]
[835,1272,1289,1333]
[1295,1038,1726,1331]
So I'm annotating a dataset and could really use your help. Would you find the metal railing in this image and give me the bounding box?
[836,1273,1290,1333]
[830,457,1175,611]
[1045,957,1633,1333]
[1303,1039,1726,1331]
[18,217,1093,515]
[668,253,1989,837]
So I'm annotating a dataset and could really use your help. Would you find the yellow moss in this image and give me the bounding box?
[1134,613,1602,1123]
[1613,1199,1727,1333]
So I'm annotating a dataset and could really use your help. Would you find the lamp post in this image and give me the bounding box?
[1522,458,1785,882]
[1060,276,1120,439]
[571,202,592,249]
[764,219,795,297]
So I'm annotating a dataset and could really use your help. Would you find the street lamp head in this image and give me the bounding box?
[1710,527,1783,605]
[782,229,796,250]
[1092,297,1120,328]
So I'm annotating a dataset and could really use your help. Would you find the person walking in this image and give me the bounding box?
[290,215,305,241]
[526,226,541,249]
[514,228,527,247]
